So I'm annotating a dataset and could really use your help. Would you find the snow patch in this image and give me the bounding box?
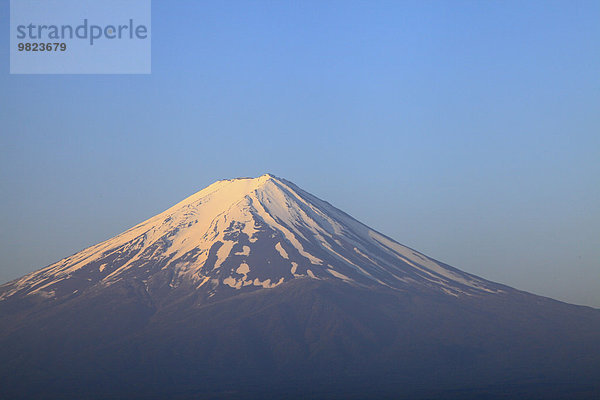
[214,241,235,269]
[234,246,250,256]
[327,268,353,282]
[252,277,285,288]
[196,276,210,288]
[275,242,289,259]
[236,263,250,275]
[290,261,303,277]
[223,276,242,289]
[353,247,377,265]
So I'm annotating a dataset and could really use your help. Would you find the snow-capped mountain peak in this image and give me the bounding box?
[1,174,502,302]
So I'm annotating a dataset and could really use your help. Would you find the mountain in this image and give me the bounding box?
[1,174,599,399]
[0,173,504,302]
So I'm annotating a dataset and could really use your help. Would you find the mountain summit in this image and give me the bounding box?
[1,174,599,399]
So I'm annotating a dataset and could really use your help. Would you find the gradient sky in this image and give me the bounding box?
[1,1,598,307]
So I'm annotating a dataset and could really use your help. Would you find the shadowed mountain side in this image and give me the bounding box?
[1,278,598,399]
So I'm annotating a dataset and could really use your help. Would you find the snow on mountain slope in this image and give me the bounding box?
[0,174,504,301]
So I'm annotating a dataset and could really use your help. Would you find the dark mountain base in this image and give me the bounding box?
[1,278,599,399]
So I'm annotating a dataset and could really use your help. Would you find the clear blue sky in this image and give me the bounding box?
[1,1,598,306]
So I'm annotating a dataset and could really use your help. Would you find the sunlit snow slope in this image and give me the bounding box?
[1,174,503,302]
